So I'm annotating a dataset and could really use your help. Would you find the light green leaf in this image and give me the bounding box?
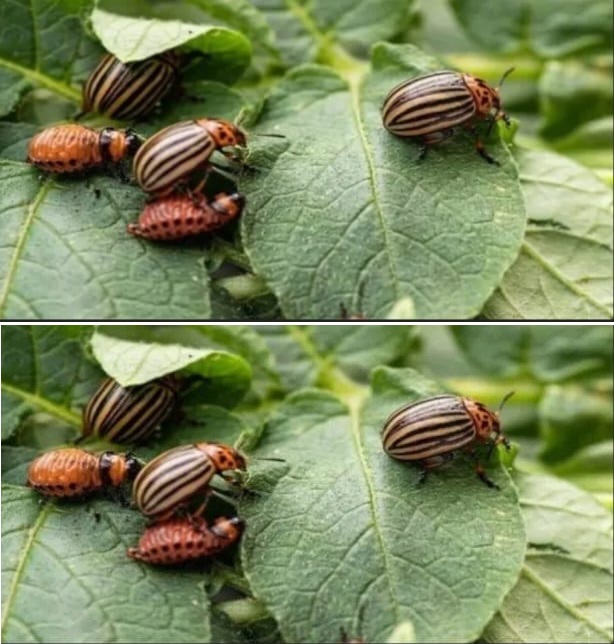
[482,149,613,319]
[483,472,613,643]
[241,44,525,319]
[240,367,526,643]
[90,326,252,408]
[91,3,251,82]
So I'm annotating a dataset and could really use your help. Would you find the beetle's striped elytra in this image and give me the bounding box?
[381,68,513,164]
[27,448,141,497]
[127,191,245,241]
[132,442,247,521]
[82,51,180,120]
[127,515,244,565]
[132,118,247,196]
[82,375,179,444]
[381,393,512,487]
[27,124,141,174]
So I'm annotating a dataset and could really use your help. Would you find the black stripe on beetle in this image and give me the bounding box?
[381,68,513,164]
[381,393,512,488]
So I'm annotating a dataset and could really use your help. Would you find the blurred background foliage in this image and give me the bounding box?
[414,0,613,185]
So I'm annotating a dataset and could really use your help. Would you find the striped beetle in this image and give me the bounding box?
[132,119,247,196]
[132,442,247,521]
[27,124,141,174]
[27,447,141,497]
[381,393,513,487]
[82,375,179,444]
[127,191,245,241]
[127,515,244,565]
[82,51,180,120]
[381,68,514,164]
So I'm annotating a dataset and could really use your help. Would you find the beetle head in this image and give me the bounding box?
[201,118,247,149]
[198,442,247,473]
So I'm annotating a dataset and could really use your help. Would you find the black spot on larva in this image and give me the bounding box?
[162,221,170,228]
[151,547,158,554]
[186,216,193,225]
[69,159,78,166]
[186,541,194,549]
[174,543,181,550]
[161,544,170,552]
[69,482,78,490]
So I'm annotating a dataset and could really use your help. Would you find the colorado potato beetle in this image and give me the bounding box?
[27,447,141,497]
[82,375,179,444]
[132,118,247,196]
[381,393,513,487]
[82,51,180,120]
[27,124,141,174]
[133,442,247,521]
[127,515,244,565]
[127,191,245,241]
[381,68,514,164]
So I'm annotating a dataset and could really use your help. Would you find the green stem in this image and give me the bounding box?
[1,382,81,427]
[215,274,271,300]
[441,377,543,406]
[215,598,270,624]
[0,57,81,103]
[444,54,543,81]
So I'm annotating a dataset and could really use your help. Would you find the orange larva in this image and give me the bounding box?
[27,124,141,174]
[127,192,245,241]
[26,447,141,497]
[127,515,244,565]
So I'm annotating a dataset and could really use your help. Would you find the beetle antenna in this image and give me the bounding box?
[497,67,515,89]
[253,132,286,139]
[486,68,515,138]
[487,391,515,460]
[497,390,515,414]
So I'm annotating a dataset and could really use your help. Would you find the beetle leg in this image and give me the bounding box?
[417,129,455,162]
[417,453,454,484]
[465,124,499,165]
[464,447,500,489]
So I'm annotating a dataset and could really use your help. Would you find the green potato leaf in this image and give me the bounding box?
[482,149,613,319]
[240,367,526,643]
[241,44,526,319]
[483,473,613,643]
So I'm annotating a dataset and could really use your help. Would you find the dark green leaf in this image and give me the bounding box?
[240,367,525,643]
[0,84,246,319]
[539,383,613,463]
[241,44,525,319]
[1,325,96,441]
[257,324,417,391]
[0,482,214,643]
[483,473,613,643]
[450,0,613,57]
[539,61,613,139]
[0,0,95,117]
[251,0,418,67]
[451,325,613,381]
[482,149,613,319]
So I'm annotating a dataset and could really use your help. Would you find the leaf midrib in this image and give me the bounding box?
[287,326,402,628]
[1,381,81,426]
[1,496,52,637]
[0,56,80,102]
